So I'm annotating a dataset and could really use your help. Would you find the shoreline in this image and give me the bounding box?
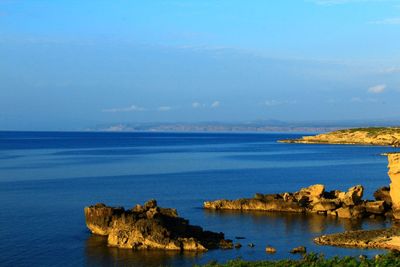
[279,127,400,147]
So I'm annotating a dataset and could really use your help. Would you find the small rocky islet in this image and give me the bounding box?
[84,199,233,251]
[204,184,388,219]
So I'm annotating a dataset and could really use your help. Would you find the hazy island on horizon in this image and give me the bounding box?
[83,120,400,134]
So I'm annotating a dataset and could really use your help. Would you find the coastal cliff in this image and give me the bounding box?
[279,127,400,147]
[315,153,400,250]
[84,200,233,251]
[389,153,400,219]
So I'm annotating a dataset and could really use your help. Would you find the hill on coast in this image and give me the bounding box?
[279,127,400,147]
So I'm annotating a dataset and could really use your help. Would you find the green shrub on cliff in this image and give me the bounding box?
[198,252,400,267]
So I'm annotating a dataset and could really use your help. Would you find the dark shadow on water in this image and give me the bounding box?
[85,235,204,267]
[203,209,390,233]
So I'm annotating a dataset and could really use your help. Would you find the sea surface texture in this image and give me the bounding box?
[0,131,399,267]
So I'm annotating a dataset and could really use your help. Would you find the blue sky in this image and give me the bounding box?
[0,0,400,130]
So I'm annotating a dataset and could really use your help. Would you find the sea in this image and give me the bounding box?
[0,131,399,267]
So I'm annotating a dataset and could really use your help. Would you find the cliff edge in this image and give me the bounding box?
[279,127,400,147]
[389,153,400,219]
[315,153,400,250]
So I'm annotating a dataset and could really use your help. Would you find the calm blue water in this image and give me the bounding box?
[0,131,399,267]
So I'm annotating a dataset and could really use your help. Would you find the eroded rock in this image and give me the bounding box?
[315,228,400,250]
[204,183,388,220]
[203,198,305,213]
[337,185,363,206]
[374,186,392,206]
[365,201,386,215]
[294,184,325,203]
[389,153,400,219]
[85,200,232,251]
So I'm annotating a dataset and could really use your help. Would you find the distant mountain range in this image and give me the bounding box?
[86,119,400,133]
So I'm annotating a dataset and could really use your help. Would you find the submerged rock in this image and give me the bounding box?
[84,200,233,251]
[265,246,276,253]
[290,246,306,254]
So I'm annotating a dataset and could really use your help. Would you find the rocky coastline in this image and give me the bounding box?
[204,184,392,220]
[279,127,400,147]
[312,153,400,250]
[314,227,400,250]
[84,200,233,251]
[85,152,400,252]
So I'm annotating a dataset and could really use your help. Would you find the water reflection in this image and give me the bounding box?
[84,211,392,266]
[204,209,390,233]
[85,235,204,267]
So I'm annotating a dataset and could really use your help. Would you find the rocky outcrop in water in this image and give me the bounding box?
[84,200,233,251]
[204,184,393,219]
[314,228,400,250]
[279,127,400,147]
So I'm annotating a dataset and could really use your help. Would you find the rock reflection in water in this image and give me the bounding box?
[204,209,389,233]
[203,209,390,258]
[85,235,204,267]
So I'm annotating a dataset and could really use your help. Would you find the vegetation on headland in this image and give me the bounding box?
[279,127,400,147]
[198,252,400,267]
[336,127,400,136]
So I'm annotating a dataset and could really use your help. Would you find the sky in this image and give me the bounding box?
[0,0,400,130]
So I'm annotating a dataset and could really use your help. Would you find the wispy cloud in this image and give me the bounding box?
[308,0,380,5]
[350,97,378,103]
[102,105,145,113]
[309,0,354,5]
[370,17,400,25]
[157,106,172,112]
[380,67,400,74]
[351,97,378,103]
[264,100,297,107]
[211,101,220,108]
[368,84,386,94]
[192,102,201,108]
[192,101,221,108]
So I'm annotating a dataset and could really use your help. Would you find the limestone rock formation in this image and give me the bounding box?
[374,186,392,206]
[204,184,392,219]
[279,127,400,147]
[314,228,400,250]
[313,154,400,251]
[389,153,400,219]
[84,200,233,251]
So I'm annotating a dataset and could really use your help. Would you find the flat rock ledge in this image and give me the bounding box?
[204,184,393,220]
[314,228,400,250]
[84,200,233,251]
